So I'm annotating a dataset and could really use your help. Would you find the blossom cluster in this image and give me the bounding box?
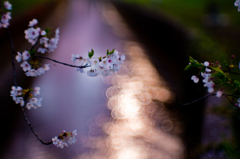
[190,61,223,97]
[10,86,42,110]
[235,0,240,11]
[16,50,50,77]
[0,1,12,28]
[24,18,60,54]
[72,49,125,77]
[52,130,77,148]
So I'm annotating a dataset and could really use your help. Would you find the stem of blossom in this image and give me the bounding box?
[222,70,240,75]
[35,55,91,68]
[178,93,239,106]
[30,37,40,51]
[177,94,216,106]
[20,106,52,145]
[7,27,17,87]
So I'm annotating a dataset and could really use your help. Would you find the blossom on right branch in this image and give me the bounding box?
[235,0,240,11]
[72,49,125,77]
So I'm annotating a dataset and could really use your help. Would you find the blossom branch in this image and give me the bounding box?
[30,37,40,51]
[0,0,53,146]
[34,55,90,68]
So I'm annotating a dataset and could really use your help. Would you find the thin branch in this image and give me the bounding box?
[178,93,240,106]
[225,96,239,109]
[30,37,40,51]
[177,93,216,106]
[7,27,17,87]
[20,106,52,145]
[35,55,90,68]
[222,70,240,75]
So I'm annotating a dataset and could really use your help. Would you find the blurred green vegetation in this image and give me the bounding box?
[122,0,240,158]
[123,0,240,27]
[9,0,57,16]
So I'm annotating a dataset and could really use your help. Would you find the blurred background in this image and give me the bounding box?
[1,0,240,158]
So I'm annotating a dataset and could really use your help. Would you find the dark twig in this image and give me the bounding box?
[30,37,40,51]
[222,70,240,75]
[7,27,17,87]
[20,106,52,145]
[35,55,90,68]
[225,96,240,109]
[178,93,240,106]
[177,94,216,106]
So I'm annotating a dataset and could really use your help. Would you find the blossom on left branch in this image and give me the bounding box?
[0,1,12,28]
[10,86,43,110]
[52,130,77,148]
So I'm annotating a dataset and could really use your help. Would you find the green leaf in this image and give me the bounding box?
[184,63,202,71]
[184,64,192,71]
[29,50,35,57]
[189,56,195,63]
[212,72,226,82]
[224,60,229,68]
[107,49,115,55]
[88,49,94,59]
[211,67,224,74]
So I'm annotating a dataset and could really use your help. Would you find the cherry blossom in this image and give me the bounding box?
[22,51,30,61]
[191,75,199,83]
[216,90,223,97]
[42,64,50,71]
[76,67,84,73]
[52,130,77,148]
[28,19,38,27]
[10,86,22,101]
[10,85,43,110]
[37,28,60,53]
[71,49,125,77]
[15,52,22,62]
[87,69,99,77]
[33,87,40,96]
[4,1,12,10]
[205,68,211,73]
[20,61,31,72]
[237,98,240,107]
[235,0,240,11]
[203,61,210,67]
[26,97,42,109]
[37,47,47,54]
[24,27,41,45]
[15,97,24,106]
[1,12,11,28]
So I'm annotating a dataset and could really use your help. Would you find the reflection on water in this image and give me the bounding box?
[73,3,184,157]
[76,40,184,159]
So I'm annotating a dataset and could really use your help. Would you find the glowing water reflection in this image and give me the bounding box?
[75,2,184,159]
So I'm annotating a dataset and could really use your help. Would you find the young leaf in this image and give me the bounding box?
[29,50,35,57]
[211,67,224,74]
[107,49,115,55]
[88,49,94,59]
